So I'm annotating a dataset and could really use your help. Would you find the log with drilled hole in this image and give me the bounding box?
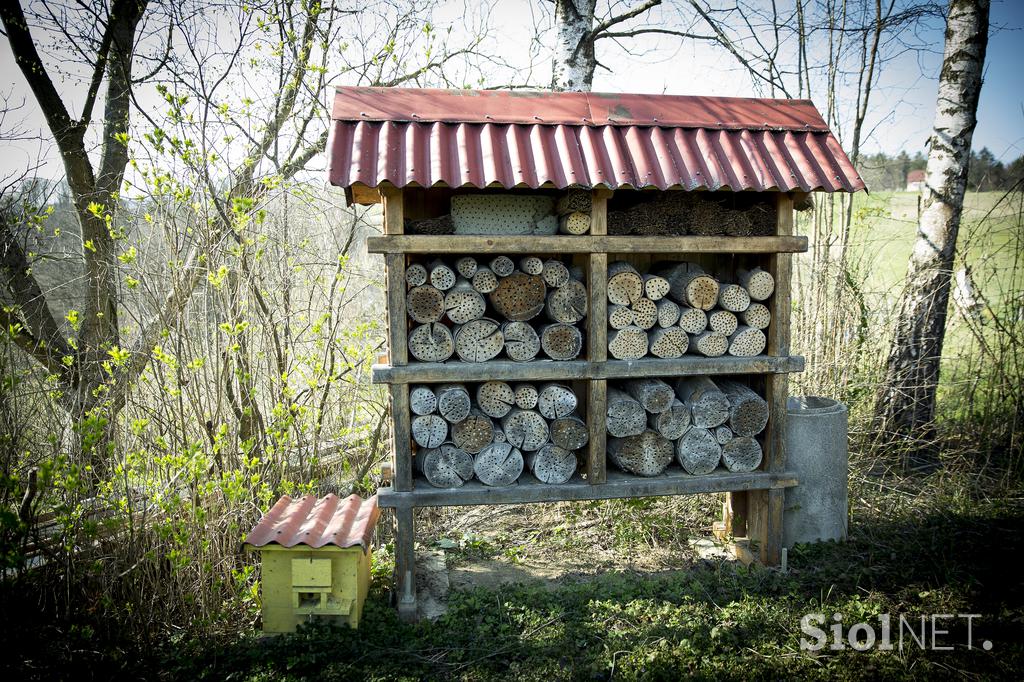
[454,318,504,362]
[675,427,722,475]
[519,256,544,275]
[559,211,591,235]
[455,256,478,279]
[727,325,767,357]
[501,321,541,362]
[717,379,770,437]
[721,436,763,472]
[540,323,583,360]
[537,383,578,420]
[416,442,475,488]
[436,384,471,423]
[648,327,689,359]
[608,304,635,330]
[631,297,658,330]
[607,261,644,306]
[738,266,775,301]
[444,280,487,324]
[527,444,578,484]
[647,399,691,440]
[714,425,734,445]
[500,409,549,452]
[675,377,730,429]
[474,441,524,486]
[545,279,588,324]
[472,266,499,294]
[489,255,515,277]
[513,383,539,410]
[476,381,515,418]
[606,387,646,438]
[656,299,680,328]
[450,410,495,454]
[717,283,751,313]
[428,260,456,291]
[739,302,771,330]
[411,414,447,449]
[659,262,719,310]
[405,263,427,288]
[556,188,591,215]
[687,330,727,357]
[490,272,547,321]
[678,306,708,334]
[541,260,570,288]
[406,285,445,324]
[409,385,437,416]
[708,310,738,336]
[625,378,675,414]
[643,274,670,301]
[607,430,674,477]
[408,323,455,362]
[549,415,588,451]
[608,325,648,360]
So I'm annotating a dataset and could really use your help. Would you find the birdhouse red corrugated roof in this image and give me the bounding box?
[244,494,379,552]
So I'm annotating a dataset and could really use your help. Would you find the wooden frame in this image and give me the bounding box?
[374,187,803,619]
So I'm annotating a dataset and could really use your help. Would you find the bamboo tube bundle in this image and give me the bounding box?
[659,262,719,310]
[607,387,646,438]
[607,261,644,306]
[739,302,771,330]
[608,430,674,477]
[549,415,588,451]
[455,256,478,279]
[411,414,447,448]
[738,266,774,301]
[708,310,738,336]
[656,299,680,328]
[541,260,570,288]
[717,379,770,437]
[474,441,524,486]
[513,384,539,410]
[648,327,688,359]
[675,427,722,475]
[406,214,454,235]
[648,399,690,440]
[451,410,495,454]
[501,409,549,452]
[477,381,516,418]
[556,188,592,215]
[717,283,751,313]
[472,266,499,294]
[502,321,541,362]
[631,297,658,330]
[625,378,675,414]
[714,425,734,445]
[489,255,515,277]
[409,385,438,416]
[454,318,504,362]
[436,384,471,423]
[406,285,445,323]
[608,304,635,330]
[678,306,708,334]
[429,260,456,291]
[519,256,544,275]
[528,444,578,484]
[540,323,583,360]
[675,377,730,429]
[608,325,648,360]
[545,279,588,324]
[444,280,487,324]
[408,323,455,362]
[559,211,591,235]
[721,436,763,472]
[406,263,427,287]
[416,443,474,488]
[490,272,547,321]
[686,330,726,357]
[643,274,670,301]
[537,383,578,420]
[727,326,767,356]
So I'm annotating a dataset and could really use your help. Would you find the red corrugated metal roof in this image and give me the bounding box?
[326,87,865,198]
[244,494,379,552]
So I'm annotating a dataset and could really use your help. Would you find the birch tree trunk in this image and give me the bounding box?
[875,0,989,458]
[551,0,598,91]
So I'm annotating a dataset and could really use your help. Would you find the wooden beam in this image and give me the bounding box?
[366,235,809,255]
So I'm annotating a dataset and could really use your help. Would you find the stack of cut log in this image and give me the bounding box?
[411,382,588,488]
[606,261,773,360]
[607,193,774,237]
[606,377,769,477]
[405,255,588,363]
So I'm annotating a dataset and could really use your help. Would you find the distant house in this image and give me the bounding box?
[906,169,926,192]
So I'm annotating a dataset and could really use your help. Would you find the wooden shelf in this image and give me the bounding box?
[378,467,799,509]
[366,234,808,255]
[371,355,804,384]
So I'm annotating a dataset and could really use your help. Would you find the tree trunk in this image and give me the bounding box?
[551,0,598,91]
[875,0,989,460]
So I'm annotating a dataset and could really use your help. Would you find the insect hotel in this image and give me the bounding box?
[327,86,864,618]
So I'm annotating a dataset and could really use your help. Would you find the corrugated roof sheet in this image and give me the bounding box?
[244,494,379,552]
[327,86,865,198]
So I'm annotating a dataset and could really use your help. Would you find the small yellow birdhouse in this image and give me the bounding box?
[244,494,380,633]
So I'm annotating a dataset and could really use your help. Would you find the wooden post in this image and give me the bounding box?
[587,188,611,484]
[393,504,417,621]
[382,185,413,493]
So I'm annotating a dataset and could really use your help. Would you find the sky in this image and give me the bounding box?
[1,0,1022,185]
